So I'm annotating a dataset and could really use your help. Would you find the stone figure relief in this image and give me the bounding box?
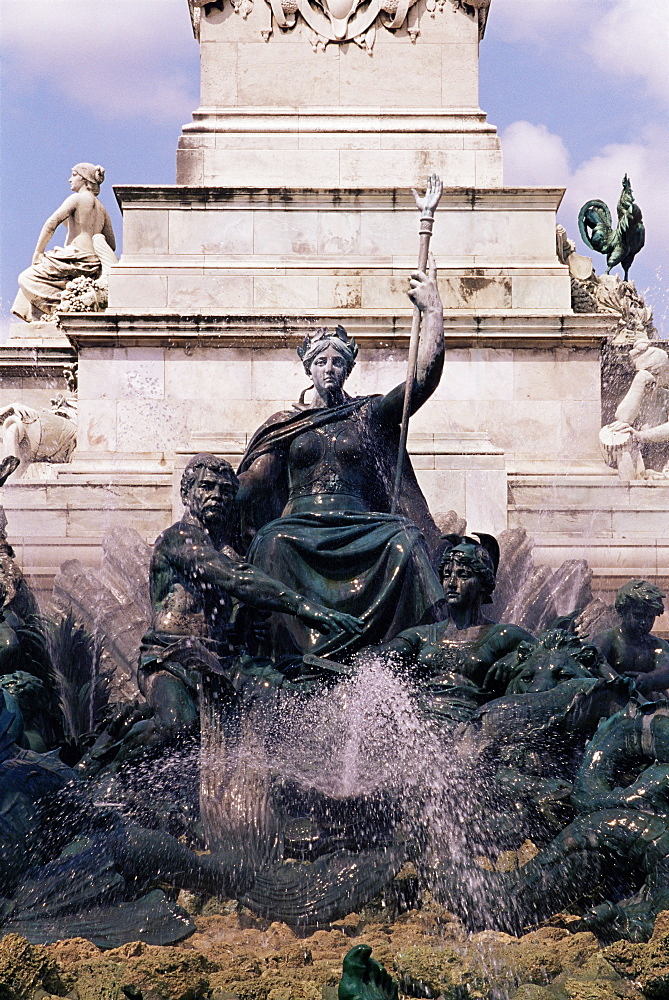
[11,163,117,324]
[599,340,669,481]
[189,0,489,51]
[0,366,79,485]
[556,224,656,344]
[262,0,422,51]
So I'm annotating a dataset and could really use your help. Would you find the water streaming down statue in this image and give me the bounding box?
[0,689,256,948]
[371,534,536,734]
[138,453,364,733]
[236,258,445,661]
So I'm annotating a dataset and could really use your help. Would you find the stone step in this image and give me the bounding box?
[510,476,669,512]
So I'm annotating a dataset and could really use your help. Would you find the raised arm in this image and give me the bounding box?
[32,195,78,263]
[375,255,444,427]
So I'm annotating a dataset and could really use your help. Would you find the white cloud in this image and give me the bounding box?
[502,119,669,296]
[593,0,669,105]
[563,134,669,261]
[1,0,197,121]
[492,0,668,106]
[490,0,597,43]
[501,121,571,187]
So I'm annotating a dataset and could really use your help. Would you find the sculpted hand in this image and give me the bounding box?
[297,600,364,637]
[609,420,634,431]
[629,671,666,697]
[412,172,443,218]
[408,253,441,313]
[483,655,515,693]
[608,420,639,440]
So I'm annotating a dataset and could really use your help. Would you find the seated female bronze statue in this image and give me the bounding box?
[378,535,535,731]
[236,261,445,661]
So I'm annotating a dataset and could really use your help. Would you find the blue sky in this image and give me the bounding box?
[1,0,667,338]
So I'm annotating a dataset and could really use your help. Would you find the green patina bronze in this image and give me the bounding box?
[236,261,446,662]
[374,534,535,731]
[578,174,645,281]
[338,944,399,1000]
[592,578,669,696]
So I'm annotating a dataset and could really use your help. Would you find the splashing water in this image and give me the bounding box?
[198,651,489,878]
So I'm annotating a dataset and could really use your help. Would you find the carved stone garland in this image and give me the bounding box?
[189,0,490,52]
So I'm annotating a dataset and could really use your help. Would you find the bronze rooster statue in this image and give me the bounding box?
[578,174,645,281]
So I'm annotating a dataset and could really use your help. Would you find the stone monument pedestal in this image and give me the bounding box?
[5,0,666,612]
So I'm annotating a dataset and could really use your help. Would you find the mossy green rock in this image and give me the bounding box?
[512,987,555,1000]
[0,935,69,1000]
[605,909,669,999]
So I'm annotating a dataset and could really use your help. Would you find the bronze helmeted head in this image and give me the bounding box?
[297,325,359,377]
[437,533,500,604]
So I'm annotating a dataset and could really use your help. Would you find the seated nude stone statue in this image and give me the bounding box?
[0,368,78,485]
[11,163,117,323]
[592,579,669,696]
[139,453,363,731]
[600,340,669,480]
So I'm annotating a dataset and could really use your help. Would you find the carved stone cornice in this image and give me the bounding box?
[188,0,490,47]
[112,184,564,212]
[181,107,498,140]
[61,312,613,351]
[0,346,77,377]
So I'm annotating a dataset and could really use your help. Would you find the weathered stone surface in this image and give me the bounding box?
[605,909,669,998]
[0,903,650,999]
[0,934,69,1000]
[44,939,215,1000]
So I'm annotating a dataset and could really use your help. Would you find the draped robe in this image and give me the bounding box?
[237,395,444,660]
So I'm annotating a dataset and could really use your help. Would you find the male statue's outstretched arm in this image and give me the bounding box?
[161,524,363,638]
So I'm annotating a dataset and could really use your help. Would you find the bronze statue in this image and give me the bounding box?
[0,690,254,947]
[236,260,445,660]
[338,944,399,1000]
[431,699,669,944]
[578,174,645,282]
[592,579,669,696]
[0,506,39,675]
[139,453,363,730]
[376,534,535,730]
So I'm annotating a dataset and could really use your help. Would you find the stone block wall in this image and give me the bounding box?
[69,324,606,475]
[108,187,570,315]
[179,0,501,188]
